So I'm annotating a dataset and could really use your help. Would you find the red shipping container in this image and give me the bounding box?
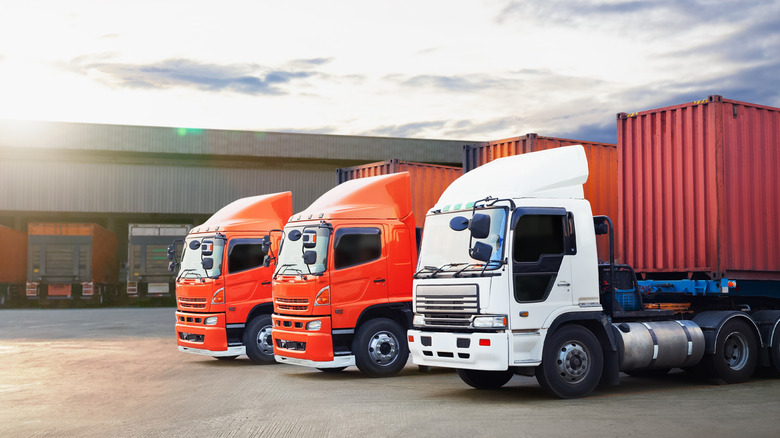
[617,95,780,280]
[337,159,462,229]
[463,133,618,260]
[0,225,27,284]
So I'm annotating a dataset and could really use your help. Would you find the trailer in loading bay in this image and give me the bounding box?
[127,224,190,301]
[0,225,27,307]
[26,223,118,304]
[408,103,780,397]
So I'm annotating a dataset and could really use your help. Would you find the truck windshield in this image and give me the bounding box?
[275,225,331,276]
[416,207,507,277]
[178,236,225,280]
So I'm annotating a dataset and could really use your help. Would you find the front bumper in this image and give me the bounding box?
[175,311,231,354]
[275,354,355,368]
[178,345,246,357]
[408,329,509,371]
[272,314,339,364]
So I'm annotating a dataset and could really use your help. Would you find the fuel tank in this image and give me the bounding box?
[611,320,705,371]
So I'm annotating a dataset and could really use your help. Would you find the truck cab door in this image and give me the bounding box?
[507,208,574,331]
[223,238,272,324]
[328,226,387,329]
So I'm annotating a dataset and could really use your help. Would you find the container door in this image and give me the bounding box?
[329,226,387,328]
[223,238,271,323]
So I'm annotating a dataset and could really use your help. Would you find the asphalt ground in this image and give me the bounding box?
[1,308,780,437]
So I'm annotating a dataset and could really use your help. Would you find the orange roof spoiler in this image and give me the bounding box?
[192,192,293,233]
[292,173,412,222]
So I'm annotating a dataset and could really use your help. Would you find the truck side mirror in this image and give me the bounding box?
[302,250,317,265]
[469,241,492,262]
[168,261,178,272]
[594,221,609,235]
[261,235,272,253]
[288,229,302,241]
[263,255,272,268]
[449,216,469,231]
[189,240,201,250]
[201,257,214,270]
[469,213,491,239]
[167,244,176,260]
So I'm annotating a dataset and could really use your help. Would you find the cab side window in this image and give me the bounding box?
[512,213,566,302]
[333,227,381,270]
[227,239,267,274]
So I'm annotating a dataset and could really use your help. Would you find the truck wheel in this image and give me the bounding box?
[768,324,780,376]
[243,315,276,365]
[702,319,757,383]
[457,369,513,389]
[536,325,603,399]
[352,318,408,377]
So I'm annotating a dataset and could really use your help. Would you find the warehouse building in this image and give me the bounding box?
[0,119,469,282]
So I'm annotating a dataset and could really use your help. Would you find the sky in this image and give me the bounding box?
[0,0,778,143]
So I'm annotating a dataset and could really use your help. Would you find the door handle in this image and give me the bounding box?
[557,281,571,287]
[261,281,271,286]
[374,278,386,283]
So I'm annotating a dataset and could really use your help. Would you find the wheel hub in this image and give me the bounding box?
[556,341,590,384]
[257,325,273,355]
[723,331,749,370]
[368,331,398,365]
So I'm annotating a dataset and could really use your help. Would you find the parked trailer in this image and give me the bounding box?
[337,159,462,229]
[0,225,27,307]
[463,133,617,260]
[26,223,118,303]
[617,95,780,284]
[408,144,780,398]
[174,192,293,364]
[127,224,190,300]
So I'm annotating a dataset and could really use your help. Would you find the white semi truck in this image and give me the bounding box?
[408,146,780,398]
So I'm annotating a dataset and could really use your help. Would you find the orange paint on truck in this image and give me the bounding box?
[272,172,421,376]
[174,192,292,363]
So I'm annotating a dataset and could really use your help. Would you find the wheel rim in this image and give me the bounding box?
[368,331,399,365]
[256,325,274,356]
[722,331,749,370]
[555,340,590,384]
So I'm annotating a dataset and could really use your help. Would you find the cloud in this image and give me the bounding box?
[361,121,451,138]
[401,75,506,92]
[72,58,322,95]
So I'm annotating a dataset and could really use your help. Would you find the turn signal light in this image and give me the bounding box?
[479,339,491,346]
[211,288,225,304]
[315,286,330,305]
[408,335,414,343]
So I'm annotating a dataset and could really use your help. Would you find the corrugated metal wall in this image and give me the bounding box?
[0,120,469,163]
[617,95,780,280]
[0,161,335,214]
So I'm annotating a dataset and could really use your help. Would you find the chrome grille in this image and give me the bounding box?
[415,284,478,328]
[178,297,207,309]
[276,297,309,312]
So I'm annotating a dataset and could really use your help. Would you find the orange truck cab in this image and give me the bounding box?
[174,192,292,363]
[271,173,417,377]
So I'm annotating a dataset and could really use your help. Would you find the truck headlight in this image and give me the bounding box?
[472,315,507,329]
[204,316,218,326]
[306,320,321,331]
[413,314,425,327]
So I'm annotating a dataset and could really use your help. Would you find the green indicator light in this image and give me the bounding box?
[466,202,475,208]
[453,203,462,210]
[442,205,451,212]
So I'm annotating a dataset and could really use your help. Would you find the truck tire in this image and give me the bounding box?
[768,324,780,376]
[243,315,276,364]
[352,318,408,377]
[536,324,603,399]
[702,319,757,383]
[457,369,513,389]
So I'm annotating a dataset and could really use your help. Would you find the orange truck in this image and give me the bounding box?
[271,162,460,377]
[174,192,292,363]
[26,223,118,303]
[0,225,27,307]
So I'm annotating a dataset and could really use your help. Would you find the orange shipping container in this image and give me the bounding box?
[337,159,462,229]
[463,133,618,260]
[0,225,27,284]
[27,223,118,285]
[617,95,780,280]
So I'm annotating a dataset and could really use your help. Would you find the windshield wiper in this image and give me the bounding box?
[276,264,304,276]
[453,259,505,277]
[413,266,439,278]
[177,268,202,281]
